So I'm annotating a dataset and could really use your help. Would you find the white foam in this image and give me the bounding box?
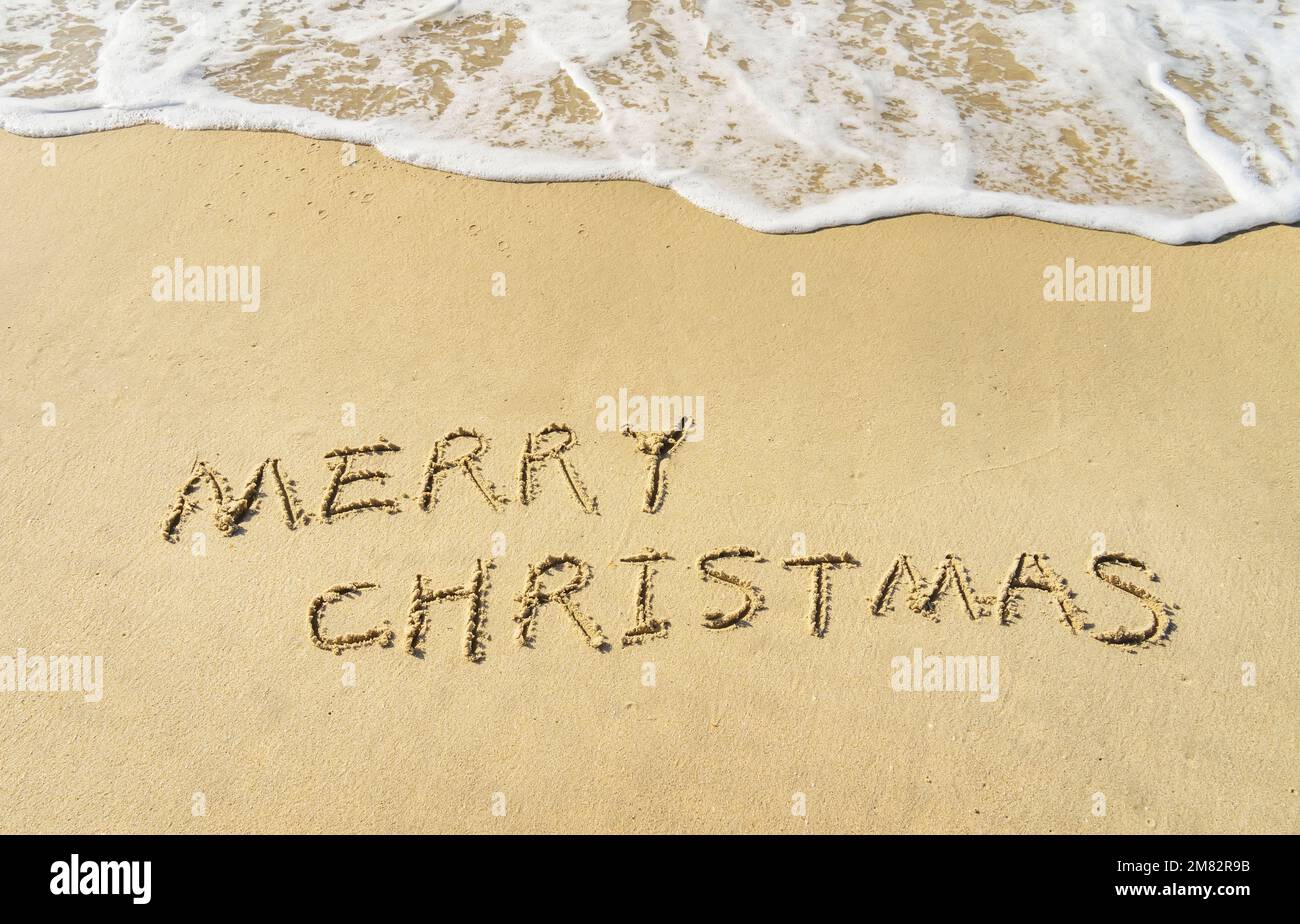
[2,1,1297,242]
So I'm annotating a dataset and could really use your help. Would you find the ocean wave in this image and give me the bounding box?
[2,0,1297,241]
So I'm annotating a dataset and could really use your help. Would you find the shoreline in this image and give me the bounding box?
[5,118,1295,244]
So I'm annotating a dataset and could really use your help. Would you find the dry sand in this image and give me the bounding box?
[0,125,1296,833]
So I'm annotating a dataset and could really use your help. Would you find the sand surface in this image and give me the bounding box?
[0,125,1296,833]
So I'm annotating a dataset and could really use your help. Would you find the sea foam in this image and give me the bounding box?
[1,1,1297,242]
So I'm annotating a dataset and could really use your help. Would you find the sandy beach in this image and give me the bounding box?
[0,124,1296,834]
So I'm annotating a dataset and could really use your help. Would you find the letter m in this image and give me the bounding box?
[161,458,304,542]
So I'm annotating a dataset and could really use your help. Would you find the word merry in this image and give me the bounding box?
[160,423,693,543]
[151,257,261,312]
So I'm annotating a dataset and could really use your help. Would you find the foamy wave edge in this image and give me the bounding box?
[3,74,1297,245]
